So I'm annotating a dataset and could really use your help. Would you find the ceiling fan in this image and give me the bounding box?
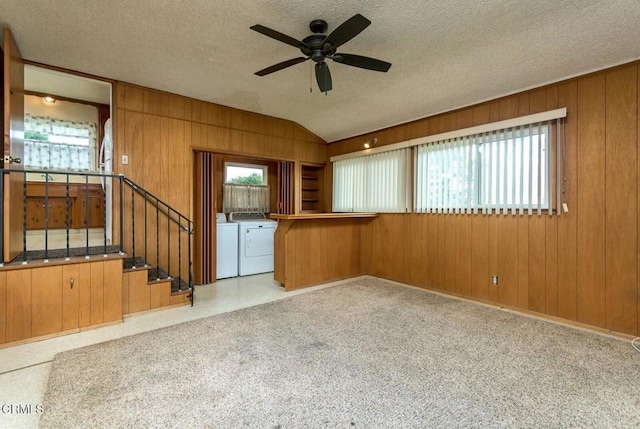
[250,14,392,93]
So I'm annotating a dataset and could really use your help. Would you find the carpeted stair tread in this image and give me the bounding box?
[12,245,121,263]
[122,256,147,270]
[145,266,189,293]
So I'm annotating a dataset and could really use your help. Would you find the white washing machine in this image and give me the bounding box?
[229,212,278,276]
[216,213,238,279]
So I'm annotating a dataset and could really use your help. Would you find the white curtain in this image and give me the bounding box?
[333,148,410,213]
[415,120,562,215]
[223,184,270,213]
[24,114,97,171]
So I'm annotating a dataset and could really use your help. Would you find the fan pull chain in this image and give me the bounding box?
[309,61,313,93]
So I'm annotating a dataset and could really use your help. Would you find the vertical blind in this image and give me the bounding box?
[333,148,410,212]
[414,119,563,215]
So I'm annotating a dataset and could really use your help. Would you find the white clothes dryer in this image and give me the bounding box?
[228,212,277,276]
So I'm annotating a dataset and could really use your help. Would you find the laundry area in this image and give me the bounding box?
[216,212,277,280]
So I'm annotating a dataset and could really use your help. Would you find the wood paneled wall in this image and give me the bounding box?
[113,83,327,282]
[330,62,640,337]
[114,84,326,219]
[274,218,367,290]
[0,258,122,346]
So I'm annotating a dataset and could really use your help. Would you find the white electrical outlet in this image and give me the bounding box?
[491,275,499,286]
[562,203,569,213]
[122,155,129,165]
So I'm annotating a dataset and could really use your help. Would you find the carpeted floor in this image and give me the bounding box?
[41,278,640,428]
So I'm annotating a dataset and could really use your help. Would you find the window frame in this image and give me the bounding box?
[224,162,268,185]
[414,121,557,215]
[332,148,411,213]
[23,114,98,172]
[476,124,550,211]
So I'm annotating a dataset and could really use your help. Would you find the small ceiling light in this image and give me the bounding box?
[43,96,56,104]
[364,137,377,149]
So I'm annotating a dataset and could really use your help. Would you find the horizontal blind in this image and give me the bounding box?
[333,148,410,213]
[415,119,563,215]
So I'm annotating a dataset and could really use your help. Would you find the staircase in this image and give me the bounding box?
[119,176,194,307]
[122,257,192,314]
[1,169,194,311]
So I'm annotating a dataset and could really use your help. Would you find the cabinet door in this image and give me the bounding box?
[49,198,69,229]
[77,262,92,328]
[0,272,6,344]
[26,197,45,230]
[75,196,105,228]
[103,259,123,323]
[62,265,80,331]
[89,261,104,325]
[6,270,32,342]
[26,197,69,230]
[31,266,63,337]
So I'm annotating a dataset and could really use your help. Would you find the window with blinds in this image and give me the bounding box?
[333,148,410,213]
[414,118,563,215]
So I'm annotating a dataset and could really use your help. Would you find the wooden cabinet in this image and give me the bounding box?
[301,164,325,213]
[75,188,106,228]
[31,266,64,337]
[26,197,69,229]
[25,183,105,230]
[62,264,85,331]
[5,270,32,343]
[0,259,123,345]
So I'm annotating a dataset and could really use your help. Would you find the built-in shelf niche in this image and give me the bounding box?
[301,164,325,213]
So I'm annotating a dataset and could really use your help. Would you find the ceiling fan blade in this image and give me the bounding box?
[323,14,371,51]
[315,62,332,93]
[255,57,308,76]
[250,25,311,54]
[332,53,391,72]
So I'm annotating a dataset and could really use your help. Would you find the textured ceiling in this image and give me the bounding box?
[1,1,639,142]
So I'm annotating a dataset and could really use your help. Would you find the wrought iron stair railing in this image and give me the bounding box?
[0,168,194,305]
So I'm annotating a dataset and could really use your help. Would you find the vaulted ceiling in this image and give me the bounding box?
[1,1,639,142]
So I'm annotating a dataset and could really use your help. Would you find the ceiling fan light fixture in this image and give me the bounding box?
[250,14,391,93]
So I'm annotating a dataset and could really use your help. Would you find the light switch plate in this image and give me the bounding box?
[122,155,129,165]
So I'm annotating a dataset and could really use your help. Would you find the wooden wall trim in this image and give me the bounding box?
[332,61,640,338]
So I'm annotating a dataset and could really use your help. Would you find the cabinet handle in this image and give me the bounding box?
[70,277,75,289]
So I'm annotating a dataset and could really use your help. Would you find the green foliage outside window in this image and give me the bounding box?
[25,130,49,141]
[229,173,263,185]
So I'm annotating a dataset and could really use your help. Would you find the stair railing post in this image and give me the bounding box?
[119,176,124,255]
[144,190,148,266]
[44,173,49,261]
[22,172,27,263]
[85,175,89,258]
[131,184,135,263]
[65,173,70,259]
[188,223,193,306]
[0,170,4,264]
[178,214,182,287]
[156,201,160,280]
[102,173,107,255]
[167,204,171,281]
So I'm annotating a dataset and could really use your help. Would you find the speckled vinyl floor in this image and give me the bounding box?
[0,273,332,429]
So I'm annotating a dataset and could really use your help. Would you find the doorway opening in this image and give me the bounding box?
[23,64,113,251]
